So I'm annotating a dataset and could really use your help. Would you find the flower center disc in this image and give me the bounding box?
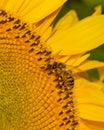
[0,10,78,130]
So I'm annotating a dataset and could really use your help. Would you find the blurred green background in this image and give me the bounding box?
[60,0,104,19]
[57,0,104,79]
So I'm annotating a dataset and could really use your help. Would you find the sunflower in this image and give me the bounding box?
[0,0,104,130]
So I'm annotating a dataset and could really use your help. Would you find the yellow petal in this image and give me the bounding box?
[80,119,104,130]
[79,104,104,122]
[95,80,104,92]
[66,53,90,67]
[39,9,78,41]
[2,0,66,23]
[54,10,78,30]
[40,27,52,42]
[66,60,104,74]
[65,54,83,65]
[75,78,104,105]
[78,60,104,72]
[79,119,92,130]
[75,78,104,121]
[4,0,26,13]
[17,0,43,14]
[22,0,66,23]
[34,8,60,33]
[34,8,60,41]
[47,15,104,55]
[4,0,42,14]
[92,5,102,16]
[0,0,8,8]
[73,54,90,67]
